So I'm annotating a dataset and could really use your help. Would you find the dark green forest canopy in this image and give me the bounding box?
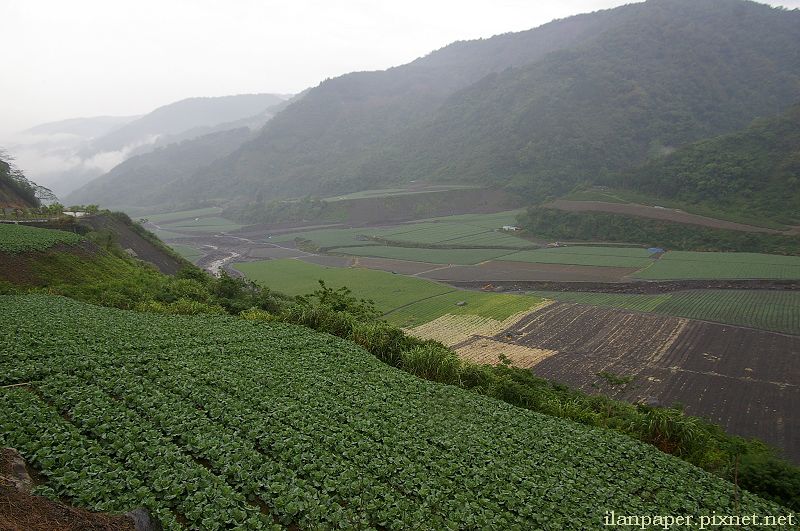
[69,0,800,214]
[612,103,800,225]
[181,0,800,204]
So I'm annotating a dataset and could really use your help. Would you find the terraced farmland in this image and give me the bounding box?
[144,207,224,224]
[0,223,84,253]
[332,245,516,265]
[268,210,533,251]
[531,290,800,335]
[635,251,800,279]
[502,246,655,269]
[478,302,800,463]
[235,259,452,310]
[0,295,787,529]
[384,290,544,328]
[235,259,544,326]
[143,207,242,238]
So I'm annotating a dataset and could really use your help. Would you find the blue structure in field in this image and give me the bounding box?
[647,247,665,255]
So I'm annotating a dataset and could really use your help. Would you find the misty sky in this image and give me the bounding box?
[3,0,799,135]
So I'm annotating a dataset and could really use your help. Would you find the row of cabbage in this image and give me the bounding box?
[0,223,83,253]
[0,295,789,529]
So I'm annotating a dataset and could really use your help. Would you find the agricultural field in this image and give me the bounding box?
[481,302,800,463]
[323,185,482,201]
[142,207,224,224]
[501,246,655,269]
[332,245,516,265]
[0,224,83,253]
[530,290,800,335]
[169,244,204,263]
[234,259,543,326]
[141,207,242,239]
[159,216,243,233]
[384,290,545,328]
[0,294,786,529]
[269,227,380,249]
[557,188,788,230]
[635,251,800,280]
[267,210,533,251]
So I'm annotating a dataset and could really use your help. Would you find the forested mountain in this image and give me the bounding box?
[23,115,139,138]
[8,95,289,197]
[79,93,288,157]
[614,103,800,225]
[72,0,800,213]
[65,127,256,209]
[65,98,295,209]
[187,0,800,206]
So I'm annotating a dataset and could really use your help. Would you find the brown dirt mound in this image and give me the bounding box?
[0,448,141,531]
[79,214,183,275]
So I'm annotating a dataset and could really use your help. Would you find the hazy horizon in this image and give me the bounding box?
[3,0,799,136]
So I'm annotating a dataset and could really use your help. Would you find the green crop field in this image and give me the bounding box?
[0,224,84,253]
[169,244,204,262]
[332,246,516,265]
[161,216,243,233]
[0,295,784,529]
[502,246,655,268]
[530,289,800,335]
[267,211,533,251]
[235,259,541,325]
[143,207,224,224]
[270,227,380,249]
[635,251,800,279]
[385,290,541,328]
[236,259,451,310]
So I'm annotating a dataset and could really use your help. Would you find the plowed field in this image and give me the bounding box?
[475,302,800,463]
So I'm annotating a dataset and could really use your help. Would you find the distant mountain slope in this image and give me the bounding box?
[10,95,288,197]
[66,127,255,209]
[615,103,800,225]
[80,93,288,157]
[23,115,139,138]
[171,0,800,209]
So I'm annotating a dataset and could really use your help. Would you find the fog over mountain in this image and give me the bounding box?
[63,0,800,213]
[3,94,289,198]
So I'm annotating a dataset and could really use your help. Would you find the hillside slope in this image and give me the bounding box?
[151,0,800,211]
[615,103,800,225]
[66,128,255,210]
[80,93,287,157]
[0,294,788,529]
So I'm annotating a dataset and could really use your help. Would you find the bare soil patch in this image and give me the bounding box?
[547,200,781,233]
[0,448,138,531]
[80,215,183,275]
[493,302,800,463]
[454,337,556,368]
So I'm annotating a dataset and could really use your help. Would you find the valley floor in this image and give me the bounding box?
[143,206,800,464]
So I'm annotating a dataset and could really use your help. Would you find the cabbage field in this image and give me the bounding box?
[0,223,84,253]
[0,295,788,530]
